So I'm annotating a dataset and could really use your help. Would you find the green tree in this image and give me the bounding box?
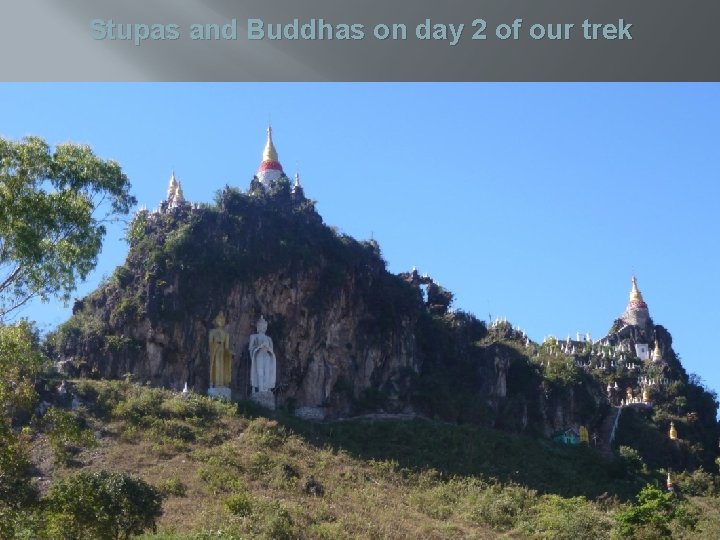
[0,320,44,418]
[0,420,36,506]
[0,136,135,319]
[0,321,44,532]
[45,470,163,539]
[618,446,646,475]
[615,484,696,538]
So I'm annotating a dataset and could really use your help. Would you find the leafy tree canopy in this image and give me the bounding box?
[615,484,696,538]
[0,136,135,320]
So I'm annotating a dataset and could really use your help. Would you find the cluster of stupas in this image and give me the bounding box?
[166,171,186,209]
[256,125,285,186]
[489,316,533,347]
[252,125,304,198]
[149,126,304,216]
[529,275,676,408]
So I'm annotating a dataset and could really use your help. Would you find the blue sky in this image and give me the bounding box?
[2,83,719,397]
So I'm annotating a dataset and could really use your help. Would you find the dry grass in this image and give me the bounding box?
[28,380,715,539]
[41,384,503,539]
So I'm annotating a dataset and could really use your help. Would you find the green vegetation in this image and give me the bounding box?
[619,445,647,474]
[0,377,718,538]
[0,421,36,507]
[284,413,643,499]
[156,477,187,498]
[0,321,45,521]
[412,311,493,424]
[675,467,720,496]
[0,135,135,320]
[0,320,46,420]
[43,407,97,465]
[76,380,238,455]
[615,485,696,539]
[45,470,162,540]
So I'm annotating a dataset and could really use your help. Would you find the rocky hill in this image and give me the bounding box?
[48,144,718,473]
[48,177,599,431]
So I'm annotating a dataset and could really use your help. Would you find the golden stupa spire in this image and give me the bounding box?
[167,170,178,198]
[263,125,279,162]
[653,340,663,362]
[175,180,184,201]
[630,275,644,302]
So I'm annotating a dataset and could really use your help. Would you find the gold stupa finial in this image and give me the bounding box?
[629,275,645,303]
[263,125,278,162]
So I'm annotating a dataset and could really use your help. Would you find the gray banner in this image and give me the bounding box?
[1,0,718,81]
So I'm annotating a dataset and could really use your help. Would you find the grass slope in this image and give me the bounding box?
[24,380,720,539]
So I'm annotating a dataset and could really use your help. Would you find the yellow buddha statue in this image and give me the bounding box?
[669,421,678,440]
[209,312,232,388]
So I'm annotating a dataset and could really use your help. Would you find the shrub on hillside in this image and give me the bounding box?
[466,482,537,532]
[111,384,235,427]
[156,477,187,498]
[674,468,720,496]
[45,470,162,539]
[0,321,46,421]
[255,501,297,540]
[0,423,36,502]
[225,492,253,517]
[521,494,614,540]
[615,484,697,539]
[43,407,97,465]
[244,417,286,449]
[618,446,646,475]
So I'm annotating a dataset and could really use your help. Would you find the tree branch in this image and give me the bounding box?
[0,265,23,294]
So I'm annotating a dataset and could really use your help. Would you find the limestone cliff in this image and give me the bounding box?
[53,182,422,419]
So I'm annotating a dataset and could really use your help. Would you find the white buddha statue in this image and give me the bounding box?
[249,315,277,394]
